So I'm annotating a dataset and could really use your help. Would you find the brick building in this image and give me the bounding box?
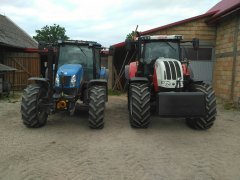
[110,0,240,105]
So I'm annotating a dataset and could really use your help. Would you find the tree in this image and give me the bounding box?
[33,24,69,43]
[126,31,136,40]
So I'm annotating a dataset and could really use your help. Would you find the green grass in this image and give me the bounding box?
[223,101,236,110]
[0,92,22,103]
[108,89,122,96]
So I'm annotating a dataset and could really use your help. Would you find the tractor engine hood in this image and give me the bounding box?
[57,64,82,76]
[55,64,83,88]
[154,58,183,89]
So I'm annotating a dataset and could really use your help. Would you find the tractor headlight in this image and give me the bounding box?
[55,74,60,86]
[70,75,76,87]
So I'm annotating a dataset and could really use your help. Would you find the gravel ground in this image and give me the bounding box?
[0,94,240,180]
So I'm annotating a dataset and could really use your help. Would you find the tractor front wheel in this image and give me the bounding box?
[186,83,217,130]
[21,84,48,128]
[88,86,106,129]
[129,83,150,128]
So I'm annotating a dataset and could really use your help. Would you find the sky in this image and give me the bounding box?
[0,0,221,47]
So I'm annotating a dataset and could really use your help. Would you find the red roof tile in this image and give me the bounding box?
[207,0,240,16]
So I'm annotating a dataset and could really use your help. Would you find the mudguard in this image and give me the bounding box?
[129,77,149,84]
[28,77,50,88]
[129,62,137,79]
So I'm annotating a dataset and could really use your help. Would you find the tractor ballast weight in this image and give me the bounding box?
[125,34,217,130]
[21,40,108,129]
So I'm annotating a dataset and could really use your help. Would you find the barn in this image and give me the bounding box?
[109,0,240,106]
[0,14,40,91]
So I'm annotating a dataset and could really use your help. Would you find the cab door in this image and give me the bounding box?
[94,49,101,78]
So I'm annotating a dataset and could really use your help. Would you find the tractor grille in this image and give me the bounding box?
[60,76,71,86]
[163,61,181,80]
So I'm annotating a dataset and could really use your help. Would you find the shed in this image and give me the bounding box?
[0,14,40,90]
[0,63,17,94]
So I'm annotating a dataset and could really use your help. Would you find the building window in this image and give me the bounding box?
[181,47,213,61]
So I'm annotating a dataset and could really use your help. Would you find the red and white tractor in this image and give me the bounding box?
[125,35,217,130]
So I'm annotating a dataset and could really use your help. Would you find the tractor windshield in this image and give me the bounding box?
[143,41,179,64]
[58,44,93,68]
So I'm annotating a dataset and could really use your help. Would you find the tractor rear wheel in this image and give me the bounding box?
[21,84,48,128]
[186,83,217,130]
[129,83,150,128]
[88,86,106,129]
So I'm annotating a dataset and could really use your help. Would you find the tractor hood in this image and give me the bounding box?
[57,64,82,76]
[55,64,83,88]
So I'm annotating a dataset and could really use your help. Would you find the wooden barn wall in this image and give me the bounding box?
[3,52,40,90]
[113,46,136,90]
[101,56,108,68]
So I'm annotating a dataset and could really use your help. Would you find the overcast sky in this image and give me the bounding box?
[0,0,220,47]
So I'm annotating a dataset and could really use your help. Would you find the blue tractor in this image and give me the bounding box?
[21,40,108,129]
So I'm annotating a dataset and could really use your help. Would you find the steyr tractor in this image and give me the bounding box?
[21,40,108,129]
[125,35,217,130]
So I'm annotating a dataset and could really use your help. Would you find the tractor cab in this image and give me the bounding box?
[54,40,102,95]
[137,35,182,79]
[138,35,182,62]
[57,40,102,81]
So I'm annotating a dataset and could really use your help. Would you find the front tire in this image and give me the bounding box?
[88,86,106,129]
[21,84,48,128]
[186,83,217,130]
[129,83,150,128]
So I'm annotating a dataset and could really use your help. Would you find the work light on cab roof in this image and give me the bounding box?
[138,35,183,40]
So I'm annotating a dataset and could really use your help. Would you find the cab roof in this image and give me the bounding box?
[58,40,102,48]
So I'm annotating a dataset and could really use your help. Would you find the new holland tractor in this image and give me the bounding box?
[125,35,217,130]
[21,40,108,129]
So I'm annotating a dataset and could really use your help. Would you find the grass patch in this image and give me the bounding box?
[0,92,22,103]
[108,89,122,96]
[223,101,236,110]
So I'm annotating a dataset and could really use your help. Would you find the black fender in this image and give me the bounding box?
[129,77,149,84]
[87,79,108,102]
[28,77,50,89]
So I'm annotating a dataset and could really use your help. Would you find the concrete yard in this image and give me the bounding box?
[0,95,240,180]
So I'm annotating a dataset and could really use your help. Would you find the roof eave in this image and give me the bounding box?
[111,12,215,49]
[140,12,216,35]
[206,3,240,24]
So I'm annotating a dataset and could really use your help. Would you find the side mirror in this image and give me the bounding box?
[192,38,199,50]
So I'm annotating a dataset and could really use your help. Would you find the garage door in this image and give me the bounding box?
[182,46,214,84]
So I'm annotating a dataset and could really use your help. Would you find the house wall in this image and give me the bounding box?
[2,52,40,90]
[149,17,216,43]
[214,14,240,104]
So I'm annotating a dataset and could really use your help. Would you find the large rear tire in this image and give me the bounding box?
[186,83,217,130]
[88,86,106,129]
[21,84,48,128]
[129,83,150,128]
